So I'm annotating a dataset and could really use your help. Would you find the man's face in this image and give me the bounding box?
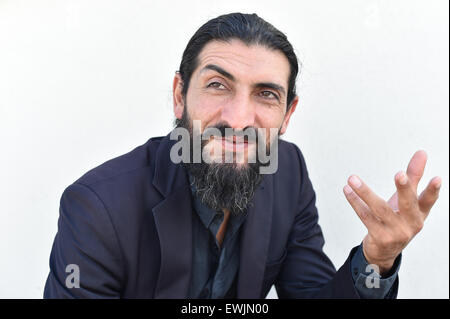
[172,39,298,214]
[173,39,298,165]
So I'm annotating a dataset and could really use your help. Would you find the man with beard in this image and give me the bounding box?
[44,13,442,299]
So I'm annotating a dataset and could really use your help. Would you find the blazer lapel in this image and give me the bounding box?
[152,184,193,298]
[152,134,193,298]
[237,174,274,298]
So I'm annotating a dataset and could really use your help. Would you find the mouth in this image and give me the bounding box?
[212,136,252,152]
[224,135,248,143]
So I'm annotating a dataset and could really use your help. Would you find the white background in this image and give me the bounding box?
[0,0,448,299]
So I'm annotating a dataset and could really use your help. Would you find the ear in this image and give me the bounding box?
[173,72,185,120]
[279,95,299,135]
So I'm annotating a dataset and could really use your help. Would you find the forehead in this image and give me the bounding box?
[194,39,290,87]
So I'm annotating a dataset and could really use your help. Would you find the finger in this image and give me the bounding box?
[388,150,428,207]
[347,175,395,223]
[343,185,381,230]
[418,176,442,215]
[406,150,427,191]
[391,169,433,236]
[387,192,399,212]
[394,170,419,219]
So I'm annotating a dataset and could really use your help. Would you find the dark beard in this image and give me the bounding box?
[185,161,262,216]
[175,107,264,215]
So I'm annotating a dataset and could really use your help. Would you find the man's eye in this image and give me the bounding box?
[259,91,278,100]
[207,82,226,89]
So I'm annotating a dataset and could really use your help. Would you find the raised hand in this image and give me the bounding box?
[343,150,442,275]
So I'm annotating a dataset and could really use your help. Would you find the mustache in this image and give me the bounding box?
[201,123,259,143]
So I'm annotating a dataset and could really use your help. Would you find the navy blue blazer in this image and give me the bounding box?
[44,133,394,298]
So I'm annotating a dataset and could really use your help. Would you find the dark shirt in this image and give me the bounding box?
[187,178,247,298]
[350,242,401,298]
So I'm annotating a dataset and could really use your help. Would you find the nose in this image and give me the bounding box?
[220,92,256,130]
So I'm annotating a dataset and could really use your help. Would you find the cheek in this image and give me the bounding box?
[255,108,284,144]
[256,107,285,131]
[186,93,223,129]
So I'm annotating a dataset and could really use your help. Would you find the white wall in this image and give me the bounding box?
[0,0,448,298]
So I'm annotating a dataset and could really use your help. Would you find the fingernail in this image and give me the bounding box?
[435,177,442,189]
[398,171,408,185]
[349,176,362,188]
[344,185,353,194]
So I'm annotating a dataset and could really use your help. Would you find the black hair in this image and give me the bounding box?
[178,12,300,110]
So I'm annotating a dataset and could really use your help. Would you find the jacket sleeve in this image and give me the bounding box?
[44,183,124,298]
[275,145,392,298]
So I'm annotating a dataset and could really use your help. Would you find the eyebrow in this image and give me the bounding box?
[199,63,286,97]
